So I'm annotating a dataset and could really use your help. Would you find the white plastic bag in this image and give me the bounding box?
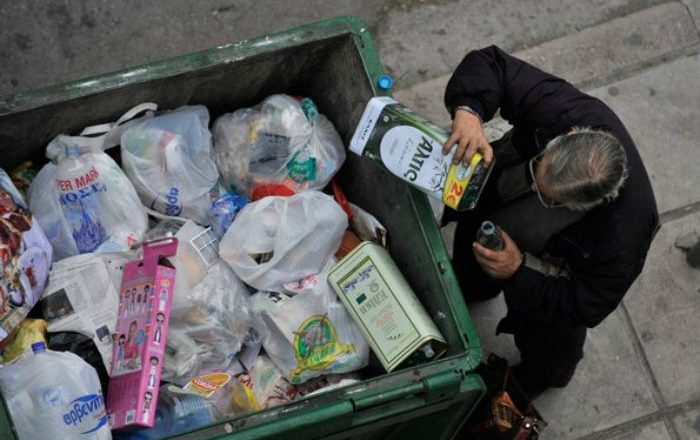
[0,343,111,440]
[121,105,220,225]
[219,191,347,292]
[212,95,345,198]
[248,262,369,384]
[28,134,148,261]
[162,261,252,384]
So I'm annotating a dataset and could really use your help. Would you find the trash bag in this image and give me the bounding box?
[162,262,252,384]
[248,262,369,384]
[0,169,53,343]
[234,354,298,409]
[121,105,220,225]
[163,220,220,311]
[219,191,347,292]
[28,134,148,261]
[212,95,345,199]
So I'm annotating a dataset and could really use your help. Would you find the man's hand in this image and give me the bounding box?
[442,109,493,166]
[473,228,523,279]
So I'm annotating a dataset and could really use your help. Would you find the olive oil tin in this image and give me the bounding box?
[349,96,493,211]
[328,241,447,372]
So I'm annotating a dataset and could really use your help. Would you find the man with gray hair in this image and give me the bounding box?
[443,46,658,398]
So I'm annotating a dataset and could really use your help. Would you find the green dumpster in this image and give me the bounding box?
[0,16,485,440]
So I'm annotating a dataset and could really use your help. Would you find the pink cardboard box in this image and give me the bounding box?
[107,238,178,429]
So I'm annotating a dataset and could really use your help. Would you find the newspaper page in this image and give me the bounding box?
[39,252,134,369]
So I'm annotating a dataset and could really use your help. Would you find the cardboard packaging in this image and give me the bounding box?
[107,238,178,429]
[349,96,494,211]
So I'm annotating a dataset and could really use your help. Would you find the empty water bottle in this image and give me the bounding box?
[476,221,504,251]
[0,341,111,440]
[113,389,213,440]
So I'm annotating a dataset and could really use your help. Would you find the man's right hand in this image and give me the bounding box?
[442,109,493,166]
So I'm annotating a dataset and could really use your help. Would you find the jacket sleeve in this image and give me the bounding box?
[444,45,596,128]
[502,254,636,329]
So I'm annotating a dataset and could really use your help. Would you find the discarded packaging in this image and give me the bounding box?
[108,239,177,430]
[39,252,134,368]
[249,261,369,384]
[29,132,148,260]
[0,168,52,342]
[0,341,111,440]
[162,262,251,384]
[220,191,347,292]
[212,95,345,198]
[121,105,220,225]
[0,319,46,363]
[328,241,447,372]
[349,97,493,211]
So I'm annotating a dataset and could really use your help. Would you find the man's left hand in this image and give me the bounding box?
[473,228,523,279]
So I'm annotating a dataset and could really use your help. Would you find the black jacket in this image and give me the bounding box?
[445,46,659,332]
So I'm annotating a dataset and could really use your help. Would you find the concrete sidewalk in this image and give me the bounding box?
[2,1,699,438]
[396,2,700,439]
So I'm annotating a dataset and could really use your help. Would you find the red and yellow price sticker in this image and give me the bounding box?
[442,153,483,210]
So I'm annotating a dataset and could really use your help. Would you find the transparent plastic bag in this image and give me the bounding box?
[234,354,298,409]
[248,262,369,384]
[162,262,251,384]
[121,105,220,225]
[212,95,345,198]
[0,343,110,440]
[28,134,147,261]
[219,191,347,292]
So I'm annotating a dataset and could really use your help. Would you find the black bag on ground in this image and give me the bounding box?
[457,354,546,440]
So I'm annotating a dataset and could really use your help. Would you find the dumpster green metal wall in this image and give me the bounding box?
[0,16,484,440]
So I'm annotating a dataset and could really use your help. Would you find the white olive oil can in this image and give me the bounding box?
[328,241,447,372]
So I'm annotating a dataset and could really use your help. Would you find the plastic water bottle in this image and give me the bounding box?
[113,389,213,440]
[476,221,504,251]
[0,342,111,440]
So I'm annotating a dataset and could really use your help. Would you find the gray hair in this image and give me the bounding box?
[542,127,628,210]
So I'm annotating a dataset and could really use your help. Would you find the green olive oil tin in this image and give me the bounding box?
[328,241,447,372]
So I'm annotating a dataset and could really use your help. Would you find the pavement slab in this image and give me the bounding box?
[395,1,700,130]
[376,0,668,88]
[467,296,521,365]
[514,1,699,87]
[673,405,700,440]
[605,420,674,440]
[533,308,659,440]
[588,53,700,214]
[681,0,700,31]
[622,214,700,406]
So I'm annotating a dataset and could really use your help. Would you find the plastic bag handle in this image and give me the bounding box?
[86,102,158,151]
[46,102,158,161]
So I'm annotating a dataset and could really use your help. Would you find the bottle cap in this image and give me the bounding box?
[377,75,393,90]
[480,221,496,234]
[31,341,47,353]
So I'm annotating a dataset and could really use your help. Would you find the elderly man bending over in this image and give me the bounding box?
[442,46,658,398]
